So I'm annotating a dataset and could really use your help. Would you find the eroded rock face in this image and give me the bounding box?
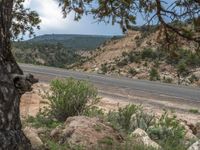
[50,116,123,148]
[130,128,161,149]
[23,127,44,150]
[188,140,200,150]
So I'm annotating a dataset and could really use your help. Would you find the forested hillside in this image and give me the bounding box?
[12,34,117,67]
[12,42,81,68]
[27,34,115,50]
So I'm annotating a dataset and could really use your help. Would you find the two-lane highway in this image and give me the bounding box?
[20,63,200,102]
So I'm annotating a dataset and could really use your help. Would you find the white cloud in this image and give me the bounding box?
[24,0,122,36]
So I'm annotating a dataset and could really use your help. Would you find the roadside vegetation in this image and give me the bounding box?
[23,78,199,150]
[100,47,200,86]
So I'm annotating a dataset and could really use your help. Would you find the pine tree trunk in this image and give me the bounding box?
[0,1,37,149]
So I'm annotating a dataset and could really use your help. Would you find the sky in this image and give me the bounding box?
[24,0,125,37]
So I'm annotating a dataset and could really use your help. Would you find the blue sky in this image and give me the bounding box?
[24,0,147,37]
[24,0,178,37]
[24,0,125,36]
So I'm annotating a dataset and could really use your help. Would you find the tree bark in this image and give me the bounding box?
[0,0,37,149]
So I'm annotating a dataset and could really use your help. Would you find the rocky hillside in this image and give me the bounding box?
[74,30,200,87]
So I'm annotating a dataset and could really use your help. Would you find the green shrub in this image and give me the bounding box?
[149,68,160,81]
[117,105,140,132]
[141,48,157,60]
[98,136,114,146]
[25,113,62,129]
[143,62,148,67]
[189,109,199,114]
[153,60,160,68]
[94,138,157,150]
[128,53,135,63]
[128,68,138,76]
[107,104,155,134]
[101,64,108,74]
[188,75,198,83]
[44,78,98,121]
[130,111,155,132]
[148,112,186,150]
[107,105,140,133]
[83,106,105,119]
[45,139,85,150]
[186,53,200,67]
[117,59,128,67]
[177,60,189,76]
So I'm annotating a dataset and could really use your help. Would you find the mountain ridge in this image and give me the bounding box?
[26,34,123,51]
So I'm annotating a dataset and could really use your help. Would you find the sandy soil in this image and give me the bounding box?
[20,83,200,125]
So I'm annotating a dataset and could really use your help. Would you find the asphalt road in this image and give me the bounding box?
[20,63,200,102]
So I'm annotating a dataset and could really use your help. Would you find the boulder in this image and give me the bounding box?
[180,121,199,140]
[23,127,44,150]
[130,128,161,149]
[188,140,200,150]
[193,71,200,80]
[51,116,123,149]
[185,131,198,141]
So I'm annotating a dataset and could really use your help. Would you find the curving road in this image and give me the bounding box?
[20,63,200,102]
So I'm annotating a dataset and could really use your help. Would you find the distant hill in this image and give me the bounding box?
[12,34,122,68]
[26,34,117,51]
[12,42,82,68]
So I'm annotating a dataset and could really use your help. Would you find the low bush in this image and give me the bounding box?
[128,68,138,76]
[101,64,108,74]
[94,139,157,150]
[128,52,135,63]
[149,68,160,81]
[177,60,189,77]
[25,113,62,129]
[117,59,128,67]
[186,53,200,67]
[188,75,198,83]
[83,106,105,119]
[43,78,98,121]
[141,48,157,60]
[107,105,140,133]
[148,112,186,150]
[107,104,155,134]
[189,109,199,114]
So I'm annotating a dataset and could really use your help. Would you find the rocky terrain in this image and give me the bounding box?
[14,29,200,87]
[74,30,200,87]
[21,83,200,150]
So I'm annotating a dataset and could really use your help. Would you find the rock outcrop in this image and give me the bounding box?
[23,127,44,150]
[188,140,200,150]
[50,116,123,148]
[130,128,161,149]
